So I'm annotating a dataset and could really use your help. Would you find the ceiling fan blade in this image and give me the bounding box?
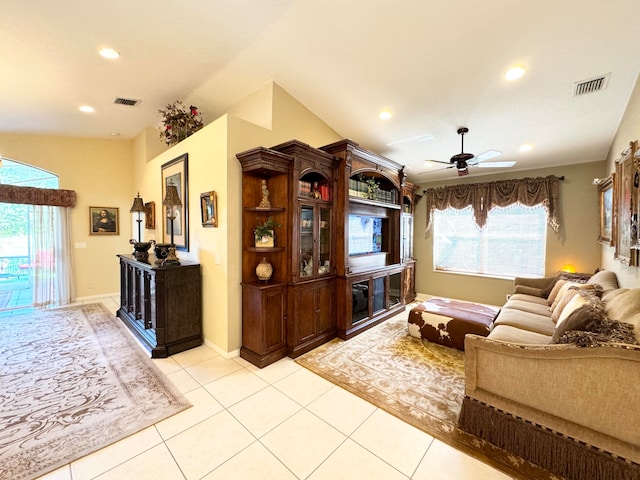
[472,150,502,163]
[423,159,452,165]
[476,161,516,168]
[415,164,455,175]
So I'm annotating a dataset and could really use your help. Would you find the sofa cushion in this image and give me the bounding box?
[502,299,551,316]
[605,288,640,321]
[487,324,553,344]
[508,293,549,305]
[586,269,619,291]
[513,284,546,297]
[492,308,556,336]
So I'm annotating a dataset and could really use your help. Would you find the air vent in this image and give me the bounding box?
[113,97,140,106]
[573,73,610,97]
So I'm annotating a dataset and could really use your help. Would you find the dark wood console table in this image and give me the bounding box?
[116,254,202,358]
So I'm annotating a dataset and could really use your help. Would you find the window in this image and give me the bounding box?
[433,203,546,278]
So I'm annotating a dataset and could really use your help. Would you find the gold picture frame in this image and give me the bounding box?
[614,141,637,265]
[200,191,218,227]
[89,207,119,235]
[597,175,613,245]
[144,201,155,229]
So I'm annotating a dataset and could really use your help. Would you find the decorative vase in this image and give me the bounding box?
[130,239,155,261]
[255,257,273,282]
[154,243,172,263]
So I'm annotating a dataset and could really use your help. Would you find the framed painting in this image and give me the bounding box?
[597,175,613,244]
[144,201,155,229]
[200,191,218,227]
[614,142,637,265]
[161,153,189,251]
[90,207,119,235]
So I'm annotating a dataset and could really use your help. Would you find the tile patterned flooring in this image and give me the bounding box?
[30,296,515,480]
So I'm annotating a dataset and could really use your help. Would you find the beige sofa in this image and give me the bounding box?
[458,270,640,480]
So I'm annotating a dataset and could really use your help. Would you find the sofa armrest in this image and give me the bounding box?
[512,275,556,297]
[463,334,640,464]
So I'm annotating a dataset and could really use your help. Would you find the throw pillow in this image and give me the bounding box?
[554,292,588,328]
[556,318,640,347]
[551,298,607,343]
[547,279,567,306]
[551,288,578,322]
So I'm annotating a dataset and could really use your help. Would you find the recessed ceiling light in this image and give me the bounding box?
[79,105,95,113]
[99,47,120,59]
[505,66,526,81]
[379,111,392,120]
[519,144,533,152]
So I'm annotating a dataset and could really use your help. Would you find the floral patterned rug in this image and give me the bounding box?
[0,303,191,480]
[296,307,556,480]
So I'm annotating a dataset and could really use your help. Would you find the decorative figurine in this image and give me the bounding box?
[259,179,271,208]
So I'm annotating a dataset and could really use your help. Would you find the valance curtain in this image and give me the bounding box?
[0,184,77,308]
[0,184,76,207]
[424,175,562,233]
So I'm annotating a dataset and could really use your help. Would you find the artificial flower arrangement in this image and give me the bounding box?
[158,100,204,146]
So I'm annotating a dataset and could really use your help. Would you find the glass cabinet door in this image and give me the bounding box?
[300,206,314,278]
[318,207,331,275]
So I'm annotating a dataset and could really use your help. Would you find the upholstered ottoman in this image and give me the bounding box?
[408,298,500,351]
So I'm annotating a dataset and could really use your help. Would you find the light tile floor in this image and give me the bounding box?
[34,296,515,480]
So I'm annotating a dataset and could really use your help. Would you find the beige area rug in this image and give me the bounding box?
[296,308,557,480]
[0,303,191,480]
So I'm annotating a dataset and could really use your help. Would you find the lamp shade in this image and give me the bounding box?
[130,193,146,213]
[163,184,182,207]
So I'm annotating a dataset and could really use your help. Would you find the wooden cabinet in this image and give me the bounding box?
[320,139,407,339]
[116,254,202,358]
[401,181,419,303]
[240,282,287,368]
[237,138,416,365]
[340,266,404,339]
[237,140,339,367]
[288,278,334,357]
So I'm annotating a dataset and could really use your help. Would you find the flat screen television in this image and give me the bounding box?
[348,214,383,256]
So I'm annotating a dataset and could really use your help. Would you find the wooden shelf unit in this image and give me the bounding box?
[237,138,416,366]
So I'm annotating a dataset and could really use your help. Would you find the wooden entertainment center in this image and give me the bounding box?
[237,139,418,368]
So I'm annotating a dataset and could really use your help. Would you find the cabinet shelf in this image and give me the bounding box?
[349,196,401,209]
[244,206,286,213]
[246,246,286,253]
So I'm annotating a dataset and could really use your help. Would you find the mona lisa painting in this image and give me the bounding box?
[89,207,119,235]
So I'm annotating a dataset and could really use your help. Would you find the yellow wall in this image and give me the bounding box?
[131,81,342,355]
[413,161,606,306]
[0,133,134,297]
[602,74,640,288]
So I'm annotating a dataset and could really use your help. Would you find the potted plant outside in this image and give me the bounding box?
[254,217,280,248]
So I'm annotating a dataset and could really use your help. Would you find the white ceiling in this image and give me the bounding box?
[2,0,640,183]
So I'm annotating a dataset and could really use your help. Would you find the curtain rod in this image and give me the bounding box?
[421,175,564,195]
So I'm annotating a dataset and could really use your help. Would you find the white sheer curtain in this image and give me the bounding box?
[31,205,76,308]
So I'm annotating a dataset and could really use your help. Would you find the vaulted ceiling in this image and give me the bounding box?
[3,1,639,182]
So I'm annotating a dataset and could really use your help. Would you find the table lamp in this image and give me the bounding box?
[129,192,154,259]
[162,182,182,265]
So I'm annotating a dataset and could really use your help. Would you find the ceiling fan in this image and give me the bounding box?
[422,127,514,177]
